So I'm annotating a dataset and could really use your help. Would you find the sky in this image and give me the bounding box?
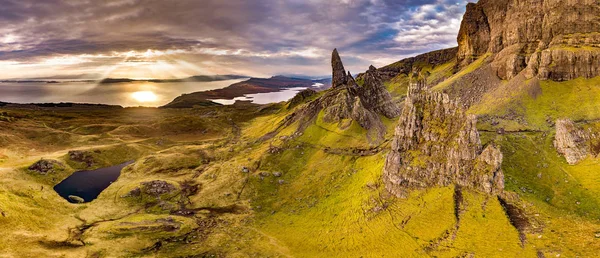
[0,0,472,80]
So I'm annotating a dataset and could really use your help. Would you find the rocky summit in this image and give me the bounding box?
[457,0,600,81]
[383,79,504,197]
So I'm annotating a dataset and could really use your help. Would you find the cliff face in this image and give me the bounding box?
[383,80,504,197]
[457,0,600,81]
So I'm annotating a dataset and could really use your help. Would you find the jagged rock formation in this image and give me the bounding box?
[361,66,402,118]
[277,50,400,138]
[554,119,591,165]
[383,80,504,197]
[331,49,348,88]
[457,0,600,81]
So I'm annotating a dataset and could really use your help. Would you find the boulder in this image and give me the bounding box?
[554,119,590,164]
[68,195,85,203]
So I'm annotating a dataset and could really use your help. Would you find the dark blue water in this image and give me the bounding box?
[53,161,134,203]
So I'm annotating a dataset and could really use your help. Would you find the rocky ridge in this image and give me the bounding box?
[457,0,600,81]
[357,47,458,83]
[383,79,504,197]
[277,49,400,138]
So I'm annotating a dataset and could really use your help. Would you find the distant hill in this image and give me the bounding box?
[98,75,248,84]
[163,76,331,108]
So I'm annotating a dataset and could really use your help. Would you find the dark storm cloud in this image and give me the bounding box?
[0,0,471,78]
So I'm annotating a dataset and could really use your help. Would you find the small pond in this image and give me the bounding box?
[53,161,134,203]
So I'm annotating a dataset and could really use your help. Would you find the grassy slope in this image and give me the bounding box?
[243,102,535,257]
[471,77,600,130]
[432,53,491,91]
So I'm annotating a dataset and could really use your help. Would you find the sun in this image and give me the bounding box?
[131,91,158,102]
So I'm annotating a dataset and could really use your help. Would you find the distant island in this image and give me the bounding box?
[0,74,249,84]
[98,74,249,84]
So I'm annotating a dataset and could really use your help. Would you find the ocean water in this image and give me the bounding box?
[0,80,322,107]
[0,79,245,107]
[211,83,323,105]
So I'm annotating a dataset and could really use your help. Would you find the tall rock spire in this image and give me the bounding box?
[331,48,347,88]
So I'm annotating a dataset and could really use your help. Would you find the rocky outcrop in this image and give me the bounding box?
[383,80,504,197]
[276,50,400,138]
[361,66,401,118]
[537,47,600,81]
[124,180,177,198]
[331,49,348,88]
[68,150,95,167]
[457,0,600,81]
[28,159,65,175]
[288,89,317,109]
[554,119,590,165]
[141,180,177,196]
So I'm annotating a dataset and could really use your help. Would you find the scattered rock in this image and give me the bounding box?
[141,180,176,196]
[277,179,285,185]
[241,167,250,173]
[272,172,282,177]
[122,187,142,198]
[68,150,95,167]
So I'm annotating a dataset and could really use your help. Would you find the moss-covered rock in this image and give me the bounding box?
[28,159,66,175]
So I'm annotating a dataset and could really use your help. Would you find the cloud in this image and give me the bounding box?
[0,0,471,79]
